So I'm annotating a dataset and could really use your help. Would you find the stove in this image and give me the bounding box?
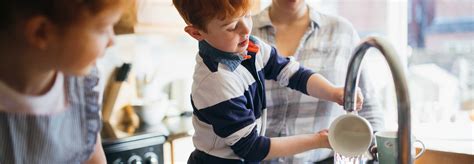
[102,124,169,164]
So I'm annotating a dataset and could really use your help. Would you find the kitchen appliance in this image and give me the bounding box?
[102,131,167,164]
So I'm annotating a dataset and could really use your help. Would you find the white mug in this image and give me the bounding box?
[329,113,373,157]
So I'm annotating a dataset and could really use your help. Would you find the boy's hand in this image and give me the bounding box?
[333,87,364,110]
[315,129,331,148]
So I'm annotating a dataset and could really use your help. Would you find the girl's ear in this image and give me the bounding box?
[24,16,56,50]
[184,25,205,41]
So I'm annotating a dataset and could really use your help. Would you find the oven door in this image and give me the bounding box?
[102,132,166,164]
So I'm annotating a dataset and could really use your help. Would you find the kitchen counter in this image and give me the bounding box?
[413,123,474,156]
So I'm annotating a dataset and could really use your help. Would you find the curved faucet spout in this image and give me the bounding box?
[343,36,412,164]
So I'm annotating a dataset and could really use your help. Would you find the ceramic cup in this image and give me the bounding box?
[375,131,426,164]
[329,113,373,157]
[133,99,168,125]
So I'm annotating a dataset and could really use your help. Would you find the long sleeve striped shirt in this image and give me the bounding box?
[190,36,315,162]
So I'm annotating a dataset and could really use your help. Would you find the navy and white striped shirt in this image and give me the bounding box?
[190,36,315,162]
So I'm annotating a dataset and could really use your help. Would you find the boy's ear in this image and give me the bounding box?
[24,16,55,50]
[184,25,205,41]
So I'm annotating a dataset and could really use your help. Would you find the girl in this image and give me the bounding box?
[0,0,125,163]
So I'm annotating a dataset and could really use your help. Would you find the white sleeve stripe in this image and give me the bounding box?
[192,67,256,109]
[224,122,256,146]
[276,57,300,87]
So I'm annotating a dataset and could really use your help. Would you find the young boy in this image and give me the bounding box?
[172,0,363,163]
[0,0,124,163]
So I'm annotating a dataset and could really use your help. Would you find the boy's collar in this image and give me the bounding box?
[198,40,246,71]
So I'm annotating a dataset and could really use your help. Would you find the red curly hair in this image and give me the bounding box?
[173,0,252,32]
[0,0,126,30]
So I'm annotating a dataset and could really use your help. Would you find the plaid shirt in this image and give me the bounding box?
[252,6,384,163]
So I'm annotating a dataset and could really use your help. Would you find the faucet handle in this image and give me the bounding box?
[369,144,378,161]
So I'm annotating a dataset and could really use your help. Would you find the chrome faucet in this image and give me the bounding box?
[343,36,412,164]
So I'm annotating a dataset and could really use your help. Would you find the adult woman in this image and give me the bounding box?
[252,0,384,163]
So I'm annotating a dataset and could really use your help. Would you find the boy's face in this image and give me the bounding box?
[192,12,253,53]
[51,5,122,75]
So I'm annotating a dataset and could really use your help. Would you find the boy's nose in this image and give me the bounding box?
[239,16,252,36]
[240,22,251,36]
